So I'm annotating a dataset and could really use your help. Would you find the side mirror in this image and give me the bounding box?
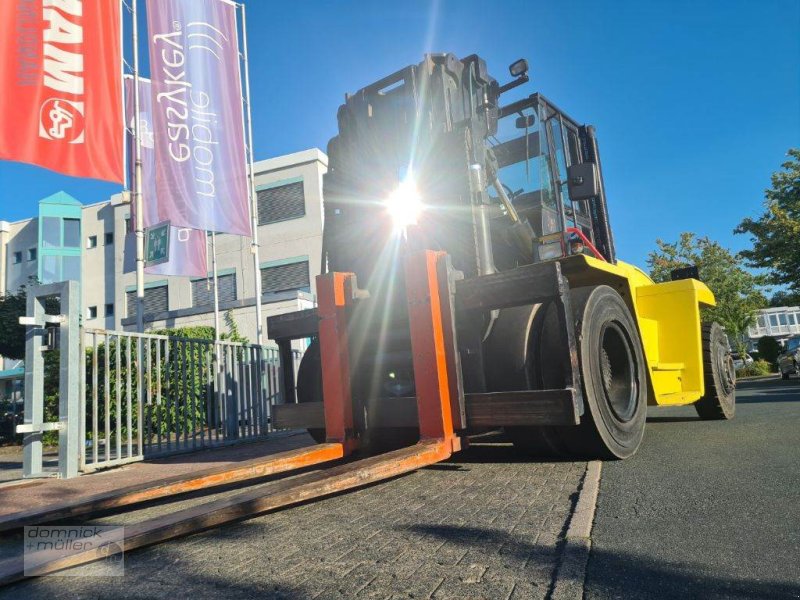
[509,58,529,78]
[515,115,535,129]
[566,162,600,201]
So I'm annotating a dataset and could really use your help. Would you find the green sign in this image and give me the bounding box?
[145,222,170,267]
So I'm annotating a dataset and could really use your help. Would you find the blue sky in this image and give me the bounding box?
[1,0,798,267]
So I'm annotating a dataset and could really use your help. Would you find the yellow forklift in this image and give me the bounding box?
[269,53,736,459]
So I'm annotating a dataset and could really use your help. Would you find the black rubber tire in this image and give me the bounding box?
[564,285,648,459]
[694,323,736,420]
[295,338,326,443]
[508,286,648,459]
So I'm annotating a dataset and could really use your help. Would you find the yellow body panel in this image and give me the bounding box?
[560,255,715,406]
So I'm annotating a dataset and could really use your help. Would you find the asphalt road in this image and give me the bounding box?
[586,375,800,600]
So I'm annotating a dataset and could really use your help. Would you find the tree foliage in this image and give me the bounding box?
[756,336,781,365]
[0,287,27,361]
[769,289,800,308]
[647,233,766,354]
[0,281,58,361]
[735,148,800,296]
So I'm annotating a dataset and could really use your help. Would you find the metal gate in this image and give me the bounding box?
[82,329,301,472]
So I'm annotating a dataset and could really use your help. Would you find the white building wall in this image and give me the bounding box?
[1,148,327,355]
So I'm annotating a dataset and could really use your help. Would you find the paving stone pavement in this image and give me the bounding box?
[0,442,586,600]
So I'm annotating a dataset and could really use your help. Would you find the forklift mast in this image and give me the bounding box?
[321,52,616,296]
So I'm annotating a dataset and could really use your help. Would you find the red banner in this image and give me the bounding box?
[0,0,124,183]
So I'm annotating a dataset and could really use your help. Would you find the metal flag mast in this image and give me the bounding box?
[130,0,145,334]
[238,1,264,347]
[211,232,221,340]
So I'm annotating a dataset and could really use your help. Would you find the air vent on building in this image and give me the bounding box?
[192,273,237,307]
[126,285,168,319]
[261,261,309,294]
[257,181,305,225]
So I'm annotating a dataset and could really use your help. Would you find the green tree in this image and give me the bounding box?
[0,286,28,360]
[756,336,781,366]
[735,149,800,296]
[769,290,800,308]
[647,233,766,356]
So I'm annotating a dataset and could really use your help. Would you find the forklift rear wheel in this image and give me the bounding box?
[694,322,736,420]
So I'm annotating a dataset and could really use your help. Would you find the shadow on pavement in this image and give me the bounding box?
[586,545,800,600]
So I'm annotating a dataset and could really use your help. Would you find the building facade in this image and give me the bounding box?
[0,148,326,368]
[746,305,800,350]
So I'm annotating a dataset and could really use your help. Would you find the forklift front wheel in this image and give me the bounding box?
[567,285,648,459]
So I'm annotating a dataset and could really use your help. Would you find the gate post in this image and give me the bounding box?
[17,281,81,479]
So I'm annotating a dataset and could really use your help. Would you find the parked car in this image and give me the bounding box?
[731,352,754,371]
[779,336,800,380]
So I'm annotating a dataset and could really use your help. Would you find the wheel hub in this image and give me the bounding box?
[599,322,637,422]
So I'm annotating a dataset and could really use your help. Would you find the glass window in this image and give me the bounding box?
[27,248,37,261]
[105,232,114,245]
[779,313,788,326]
[42,216,61,248]
[12,252,21,264]
[63,219,80,247]
[769,315,779,327]
[62,255,80,281]
[42,255,59,283]
[105,304,114,317]
[87,235,98,249]
[87,306,98,319]
[757,316,767,328]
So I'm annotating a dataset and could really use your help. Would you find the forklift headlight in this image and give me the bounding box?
[385,178,423,230]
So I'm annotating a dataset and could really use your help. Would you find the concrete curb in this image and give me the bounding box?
[550,460,602,600]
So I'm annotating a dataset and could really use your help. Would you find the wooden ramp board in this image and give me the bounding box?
[0,443,344,533]
[0,439,451,585]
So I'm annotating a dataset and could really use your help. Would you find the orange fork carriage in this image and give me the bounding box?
[317,250,465,459]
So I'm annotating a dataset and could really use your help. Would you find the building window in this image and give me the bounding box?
[63,218,80,248]
[257,180,305,225]
[261,260,310,294]
[42,216,61,248]
[105,232,114,245]
[192,273,237,307]
[105,303,114,317]
[126,284,168,319]
[769,315,778,327]
[87,235,98,249]
[87,306,98,319]
[12,251,22,264]
[27,248,37,261]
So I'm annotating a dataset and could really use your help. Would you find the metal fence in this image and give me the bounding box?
[81,329,302,472]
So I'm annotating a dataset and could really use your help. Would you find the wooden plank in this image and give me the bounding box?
[0,443,344,534]
[274,390,580,431]
[0,439,452,585]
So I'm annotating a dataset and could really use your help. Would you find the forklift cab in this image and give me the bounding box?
[489,92,615,264]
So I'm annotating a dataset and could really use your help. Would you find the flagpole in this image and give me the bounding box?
[211,232,220,341]
[239,2,264,347]
[131,0,145,333]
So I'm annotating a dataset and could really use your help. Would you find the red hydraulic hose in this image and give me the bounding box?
[566,227,607,262]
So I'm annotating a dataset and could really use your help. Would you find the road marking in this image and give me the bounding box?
[550,460,602,600]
